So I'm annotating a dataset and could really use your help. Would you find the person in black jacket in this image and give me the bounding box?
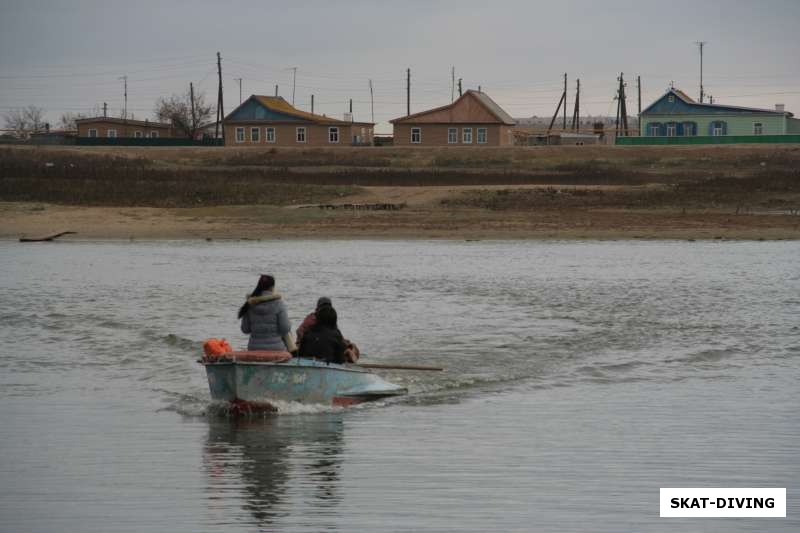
[297,305,348,364]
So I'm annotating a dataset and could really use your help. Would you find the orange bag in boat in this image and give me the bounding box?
[203,338,232,357]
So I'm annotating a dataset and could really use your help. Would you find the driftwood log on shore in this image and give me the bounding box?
[19,231,76,242]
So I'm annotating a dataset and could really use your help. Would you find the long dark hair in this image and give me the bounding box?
[237,274,275,319]
[315,305,338,328]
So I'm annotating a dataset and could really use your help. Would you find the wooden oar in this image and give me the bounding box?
[355,362,443,371]
[20,231,76,242]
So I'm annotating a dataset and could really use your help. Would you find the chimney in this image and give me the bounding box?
[775,104,785,112]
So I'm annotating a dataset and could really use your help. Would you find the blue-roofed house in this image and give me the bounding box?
[639,88,800,138]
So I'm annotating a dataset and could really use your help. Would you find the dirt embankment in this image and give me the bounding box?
[1,144,799,240]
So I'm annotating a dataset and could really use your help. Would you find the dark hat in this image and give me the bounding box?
[316,296,332,309]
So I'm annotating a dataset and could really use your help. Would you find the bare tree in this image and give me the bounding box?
[58,112,87,131]
[154,89,213,138]
[3,108,28,137]
[2,105,47,137]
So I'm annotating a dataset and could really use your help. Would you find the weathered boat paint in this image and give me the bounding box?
[202,357,406,411]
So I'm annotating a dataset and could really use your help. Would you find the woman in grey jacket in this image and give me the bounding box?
[238,275,294,352]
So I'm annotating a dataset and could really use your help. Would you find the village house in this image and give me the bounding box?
[390,90,515,147]
[75,117,180,138]
[223,95,374,146]
[640,88,800,137]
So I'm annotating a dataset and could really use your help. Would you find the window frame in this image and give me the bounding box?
[462,127,473,144]
[250,127,260,143]
[649,124,660,136]
[134,131,143,138]
[266,127,276,143]
[235,127,245,143]
[447,127,457,144]
[149,131,159,139]
[296,127,307,143]
[328,126,339,144]
[666,124,677,137]
[477,127,488,144]
[88,128,97,138]
[753,122,763,135]
[713,124,724,136]
[107,129,117,138]
[410,127,421,144]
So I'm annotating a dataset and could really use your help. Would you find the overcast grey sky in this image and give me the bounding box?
[2,0,799,132]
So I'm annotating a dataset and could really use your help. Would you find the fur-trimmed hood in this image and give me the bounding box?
[247,292,282,306]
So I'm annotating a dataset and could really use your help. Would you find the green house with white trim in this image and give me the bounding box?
[639,88,800,138]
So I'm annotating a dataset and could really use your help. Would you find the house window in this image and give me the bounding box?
[666,124,677,137]
[88,129,97,137]
[134,131,143,138]
[296,127,306,143]
[477,128,488,144]
[462,127,472,144]
[447,128,457,144]
[250,127,260,142]
[649,124,660,136]
[668,95,675,103]
[328,127,339,143]
[711,121,726,136]
[107,129,117,138]
[411,127,421,144]
[235,127,245,143]
[753,122,763,135]
[266,127,275,143]
[683,122,696,136]
[150,131,159,138]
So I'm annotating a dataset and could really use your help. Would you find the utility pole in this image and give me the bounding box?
[695,41,707,103]
[119,75,127,120]
[406,68,411,116]
[234,77,242,104]
[458,78,462,97]
[369,79,374,123]
[349,98,353,114]
[215,51,224,142]
[190,82,197,134]
[637,75,641,135]
[275,85,278,97]
[103,102,107,118]
[571,79,580,131]
[451,66,455,102]
[615,73,629,137]
[311,94,314,114]
[563,73,567,130]
[478,85,481,92]
[291,67,297,106]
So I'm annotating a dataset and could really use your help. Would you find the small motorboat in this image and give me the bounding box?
[200,350,407,412]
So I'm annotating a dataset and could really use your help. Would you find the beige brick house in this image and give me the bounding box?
[390,90,515,147]
[75,117,179,138]
[223,95,374,147]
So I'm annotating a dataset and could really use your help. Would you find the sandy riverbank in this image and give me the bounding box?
[2,145,799,240]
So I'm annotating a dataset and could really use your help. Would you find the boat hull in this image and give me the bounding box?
[203,357,406,410]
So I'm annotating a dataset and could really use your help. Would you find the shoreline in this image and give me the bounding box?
[3,201,798,241]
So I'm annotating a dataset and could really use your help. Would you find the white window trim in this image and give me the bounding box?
[296,127,307,143]
[447,128,457,144]
[668,95,675,103]
[462,127,472,144]
[477,127,488,144]
[235,127,245,143]
[266,127,276,143]
[753,122,763,135]
[411,127,421,144]
[88,128,97,137]
[250,127,260,143]
[713,125,723,136]
[107,129,117,138]
[649,125,660,136]
[134,131,143,138]
[150,131,159,139]
[328,126,339,144]
[666,124,676,137]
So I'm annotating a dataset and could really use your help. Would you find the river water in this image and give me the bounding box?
[0,239,797,532]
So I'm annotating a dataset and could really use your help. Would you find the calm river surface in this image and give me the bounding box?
[1,239,798,532]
